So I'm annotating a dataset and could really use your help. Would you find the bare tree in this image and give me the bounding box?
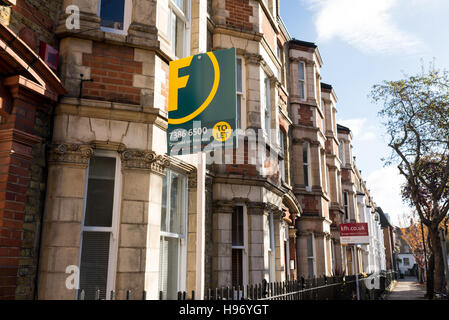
[371,63,449,297]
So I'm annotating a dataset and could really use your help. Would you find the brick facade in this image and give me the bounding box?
[225,0,254,31]
[82,43,143,105]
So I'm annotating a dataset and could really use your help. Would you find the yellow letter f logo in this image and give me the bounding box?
[168,56,193,112]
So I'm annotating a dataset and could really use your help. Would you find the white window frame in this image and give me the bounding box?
[262,72,272,136]
[303,141,311,191]
[267,212,276,282]
[298,61,306,100]
[78,150,122,300]
[231,204,249,289]
[168,0,191,59]
[307,233,316,278]
[98,0,132,35]
[236,57,246,130]
[159,170,189,298]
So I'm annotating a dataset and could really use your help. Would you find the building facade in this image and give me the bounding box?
[0,0,392,300]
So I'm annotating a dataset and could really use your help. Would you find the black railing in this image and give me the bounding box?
[76,271,396,300]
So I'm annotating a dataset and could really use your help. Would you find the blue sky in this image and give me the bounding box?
[281,0,449,226]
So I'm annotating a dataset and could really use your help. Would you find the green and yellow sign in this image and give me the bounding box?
[167,48,237,155]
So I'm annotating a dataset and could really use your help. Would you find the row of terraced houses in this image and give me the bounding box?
[0,0,396,300]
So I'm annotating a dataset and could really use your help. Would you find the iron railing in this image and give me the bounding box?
[77,271,396,300]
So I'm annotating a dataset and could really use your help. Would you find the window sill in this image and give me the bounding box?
[100,26,128,36]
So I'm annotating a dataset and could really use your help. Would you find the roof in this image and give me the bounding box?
[376,207,393,228]
[321,82,333,90]
[337,124,351,133]
[289,39,317,49]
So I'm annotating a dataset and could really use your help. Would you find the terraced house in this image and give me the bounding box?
[0,0,390,300]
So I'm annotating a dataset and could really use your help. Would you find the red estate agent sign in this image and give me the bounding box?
[339,223,369,244]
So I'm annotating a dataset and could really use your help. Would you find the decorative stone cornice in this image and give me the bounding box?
[48,143,94,167]
[120,149,170,175]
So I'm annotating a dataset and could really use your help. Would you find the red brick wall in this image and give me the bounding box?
[342,169,351,183]
[225,0,254,31]
[261,10,275,52]
[302,195,319,214]
[82,43,143,105]
[0,127,40,299]
[298,105,313,126]
[7,0,60,51]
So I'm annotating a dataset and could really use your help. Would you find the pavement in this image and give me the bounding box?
[385,276,427,300]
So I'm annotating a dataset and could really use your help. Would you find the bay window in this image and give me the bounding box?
[79,152,122,300]
[159,170,188,300]
[98,0,132,35]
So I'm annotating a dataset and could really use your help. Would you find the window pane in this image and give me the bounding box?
[174,0,187,15]
[158,237,180,300]
[299,82,305,99]
[79,231,111,300]
[298,61,305,80]
[236,58,242,92]
[232,249,243,288]
[232,206,244,246]
[161,174,168,231]
[84,157,116,227]
[308,258,314,279]
[279,130,285,154]
[169,172,184,234]
[307,234,313,257]
[175,15,185,58]
[100,0,125,30]
[236,95,242,129]
[161,171,185,234]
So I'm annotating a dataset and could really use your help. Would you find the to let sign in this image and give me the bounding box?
[339,223,369,245]
[167,48,237,155]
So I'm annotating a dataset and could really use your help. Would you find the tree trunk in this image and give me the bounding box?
[426,253,434,299]
[429,225,446,295]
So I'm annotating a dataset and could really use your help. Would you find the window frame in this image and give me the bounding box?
[343,191,349,222]
[307,233,316,278]
[264,212,276,283]
[159,169,189,299]
[168,0,191,59]
[231,205,248,289]
[78,150,122,300]
[298,61,306,100]
[303,141,311,191]
[262,72,272,136]
[236,56,246,130]
[339,141,346,166]
[98,0,132,35]
[279,128,286,182]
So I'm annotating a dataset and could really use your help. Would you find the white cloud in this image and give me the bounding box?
[337,118,375,142]
[302,0,427,55]
[366,166,413,227]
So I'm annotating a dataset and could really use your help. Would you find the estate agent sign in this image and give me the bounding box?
[167,48,237,155]
[339,223,369,245]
